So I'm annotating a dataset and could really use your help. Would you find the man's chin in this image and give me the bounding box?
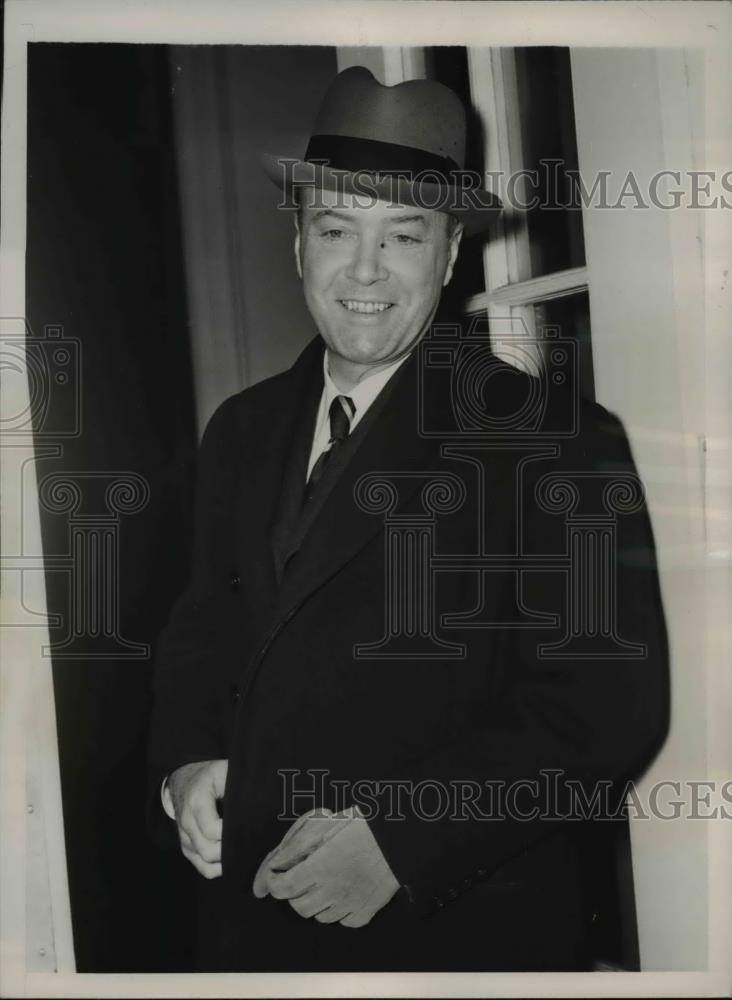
[324,332,396,366]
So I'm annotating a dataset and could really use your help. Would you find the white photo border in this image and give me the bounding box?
[1,1,730,997]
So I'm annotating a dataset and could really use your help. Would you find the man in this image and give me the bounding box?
[149,67,669,972]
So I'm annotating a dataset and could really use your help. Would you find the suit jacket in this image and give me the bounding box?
[148,330,669,972]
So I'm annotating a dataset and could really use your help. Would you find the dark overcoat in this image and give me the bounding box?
[149,330,669,972]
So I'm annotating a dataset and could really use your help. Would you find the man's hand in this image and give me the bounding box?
[166,759,228,879]
[252,807,399,927]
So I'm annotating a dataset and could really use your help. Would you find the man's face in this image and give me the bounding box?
[295,187,462,379]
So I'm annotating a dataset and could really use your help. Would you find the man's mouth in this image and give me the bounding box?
[339,299,394,315]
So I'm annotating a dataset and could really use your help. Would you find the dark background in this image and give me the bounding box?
[27,43,198,971]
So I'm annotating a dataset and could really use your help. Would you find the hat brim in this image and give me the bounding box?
[260,152,502,237]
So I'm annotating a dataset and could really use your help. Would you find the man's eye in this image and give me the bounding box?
[393,234,421,246]
[321,229,345,240]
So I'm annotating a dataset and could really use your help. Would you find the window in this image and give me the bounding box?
[425,46,594,400]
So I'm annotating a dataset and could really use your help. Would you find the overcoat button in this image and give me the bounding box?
[230,683,241,703]
[230,572,240,591]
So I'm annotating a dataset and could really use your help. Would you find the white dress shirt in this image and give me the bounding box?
[306,350,410,479]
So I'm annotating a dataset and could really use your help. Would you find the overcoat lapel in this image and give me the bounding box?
[272,343,453,616]
[234,337,323,608]
[269,351,324,584]
[276,347,414,572]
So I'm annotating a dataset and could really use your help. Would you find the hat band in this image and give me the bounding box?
[304,134,461,180]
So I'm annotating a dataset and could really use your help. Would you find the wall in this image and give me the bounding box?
[571,47,709,971]
[171,45,337,435]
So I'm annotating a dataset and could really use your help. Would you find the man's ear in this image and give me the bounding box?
[442,221,464,287]
[293,214,303,280]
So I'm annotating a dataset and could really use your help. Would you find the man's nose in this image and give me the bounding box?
[345,236,388,285]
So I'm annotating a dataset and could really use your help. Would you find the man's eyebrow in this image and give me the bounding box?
[310,209,353,223]
[388,213,428,226]
[308,209,428,226]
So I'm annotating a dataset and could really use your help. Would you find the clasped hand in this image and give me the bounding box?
[166,759,227,879]
[252,807,399,928]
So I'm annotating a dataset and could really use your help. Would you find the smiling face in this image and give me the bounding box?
[295,187,463,390]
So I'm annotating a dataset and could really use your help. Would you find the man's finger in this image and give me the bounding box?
[179,823,221,868]
[271,811,335,869]
[266,852,326,899]
[339,910,373,928]
[193,835,221,865]
[193,802,223,842]
[252,846,281,898]
[252,809,335,897]
[269,812,347,872]
[286,886,325,918]
[314,905,349,924]
[210,759,229,799]
[267,869,301,900]
[269,845,332,900]
[278,808,333,849]
[180,843,222,880]
[179,812,222,864]
[189,788,223,841]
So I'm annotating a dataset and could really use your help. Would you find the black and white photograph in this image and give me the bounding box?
[0,1,730,996]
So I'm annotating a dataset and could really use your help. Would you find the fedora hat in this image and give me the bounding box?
[261,66,501,236]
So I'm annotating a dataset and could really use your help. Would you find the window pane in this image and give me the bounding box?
[515,48,586,275]
[535,291,594,401]
[424,46,487,307]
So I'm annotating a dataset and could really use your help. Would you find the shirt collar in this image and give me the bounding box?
[322,350,410,421]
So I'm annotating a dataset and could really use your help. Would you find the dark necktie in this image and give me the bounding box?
[303,394,354,505]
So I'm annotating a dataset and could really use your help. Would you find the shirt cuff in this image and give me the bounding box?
[161,776,176,821]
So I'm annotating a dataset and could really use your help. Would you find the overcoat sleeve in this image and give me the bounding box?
[146,396,238,845]
[366,409,670,913]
